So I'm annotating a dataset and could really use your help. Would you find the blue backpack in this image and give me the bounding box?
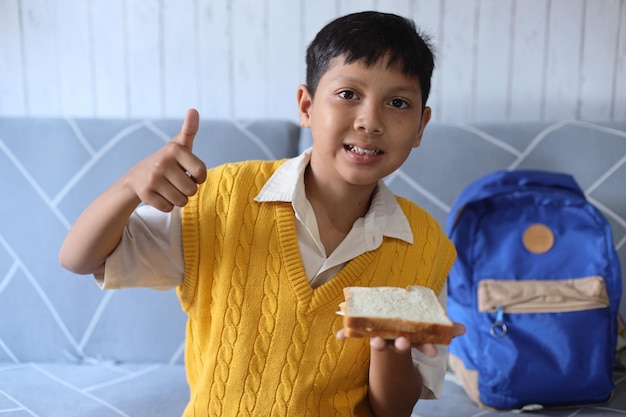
[446,170,622,411]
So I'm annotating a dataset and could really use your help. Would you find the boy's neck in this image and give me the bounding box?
[303,163,376,256]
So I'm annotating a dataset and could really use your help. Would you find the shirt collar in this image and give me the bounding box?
[254,149,309,203]
[255,148,414,244]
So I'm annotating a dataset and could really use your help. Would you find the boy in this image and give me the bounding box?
[59,11,464,417]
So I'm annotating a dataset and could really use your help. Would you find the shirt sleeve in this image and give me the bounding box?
[96,205,184,290]
[412,345,448,399]
[412,284,450,399]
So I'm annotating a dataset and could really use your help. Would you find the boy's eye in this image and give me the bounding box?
[338,90,358,100]
[389,98,409,109]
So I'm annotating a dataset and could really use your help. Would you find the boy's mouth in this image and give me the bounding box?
[345,144,383,156]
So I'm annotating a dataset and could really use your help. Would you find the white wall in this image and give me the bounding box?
[1,0,624,122]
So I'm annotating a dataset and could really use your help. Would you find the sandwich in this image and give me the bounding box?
[338,286,454,345]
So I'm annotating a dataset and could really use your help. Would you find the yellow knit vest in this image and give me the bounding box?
[178,160,456,417]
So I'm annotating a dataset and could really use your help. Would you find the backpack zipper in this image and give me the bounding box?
[478,276,610,338]
[490,306,508,338]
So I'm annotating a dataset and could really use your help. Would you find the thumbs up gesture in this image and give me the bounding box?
[125,108,207,212]
[174,108,200,151]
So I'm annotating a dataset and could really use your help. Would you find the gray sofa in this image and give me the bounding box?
[1,117,625,417]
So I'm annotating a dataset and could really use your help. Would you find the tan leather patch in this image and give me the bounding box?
[523,223,554,254]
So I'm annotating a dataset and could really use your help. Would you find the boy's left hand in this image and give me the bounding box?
[336,322,466,357]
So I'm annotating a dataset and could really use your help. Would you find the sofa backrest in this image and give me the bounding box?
[1,117,625,365]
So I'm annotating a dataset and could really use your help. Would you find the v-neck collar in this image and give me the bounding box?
[273,202,376,314]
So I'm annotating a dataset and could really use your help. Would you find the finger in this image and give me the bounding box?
[139,179,192,210]
[452,322,466,338]
[177,153,207,185]
[370,337,388,351]
[166,162,203,194]
[336,329,346,340]
[174,108,200,150]
[162,177,197,205]
[416,343,438,358]
[394,336,411,351]
[139,190,176,213]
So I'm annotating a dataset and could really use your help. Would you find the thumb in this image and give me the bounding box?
[175,108,200,150]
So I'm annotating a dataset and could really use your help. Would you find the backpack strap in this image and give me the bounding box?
[446,170,584,234]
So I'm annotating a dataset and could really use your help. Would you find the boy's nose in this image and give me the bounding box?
[353,103,384,135]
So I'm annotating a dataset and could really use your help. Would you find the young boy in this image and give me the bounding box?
[60,11,464,417]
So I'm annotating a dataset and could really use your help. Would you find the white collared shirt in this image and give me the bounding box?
[100,148,447,398]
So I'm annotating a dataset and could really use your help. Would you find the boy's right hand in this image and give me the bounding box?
[59,108,207,275]
[125,108,207,212]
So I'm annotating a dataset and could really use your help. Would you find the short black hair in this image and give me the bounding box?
[305,11,435,108]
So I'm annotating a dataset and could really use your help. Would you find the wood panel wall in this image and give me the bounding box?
[1,0,624,122]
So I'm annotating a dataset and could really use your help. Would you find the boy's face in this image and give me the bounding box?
[298,55,431,190]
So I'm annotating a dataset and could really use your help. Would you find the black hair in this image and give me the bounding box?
[305,11,435,108]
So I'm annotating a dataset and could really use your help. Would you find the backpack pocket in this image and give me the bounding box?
[475,276,614,410]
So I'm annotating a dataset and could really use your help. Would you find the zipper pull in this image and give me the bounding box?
[490,306,508,338]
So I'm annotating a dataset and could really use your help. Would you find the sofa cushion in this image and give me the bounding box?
[0,362,187,417]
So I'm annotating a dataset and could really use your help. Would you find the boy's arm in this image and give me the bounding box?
[59,109,206,275]
[368,337,422,417]
[359,323,466,417]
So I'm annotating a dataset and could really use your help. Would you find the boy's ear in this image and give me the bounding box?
[413,106,432,148]
[297,84,313,128]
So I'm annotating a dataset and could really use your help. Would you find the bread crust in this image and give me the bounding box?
[342,316,454,345]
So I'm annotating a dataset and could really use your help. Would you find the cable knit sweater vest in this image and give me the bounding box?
[178,159,456,417]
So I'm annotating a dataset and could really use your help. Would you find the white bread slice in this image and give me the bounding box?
[340,286,454,345]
